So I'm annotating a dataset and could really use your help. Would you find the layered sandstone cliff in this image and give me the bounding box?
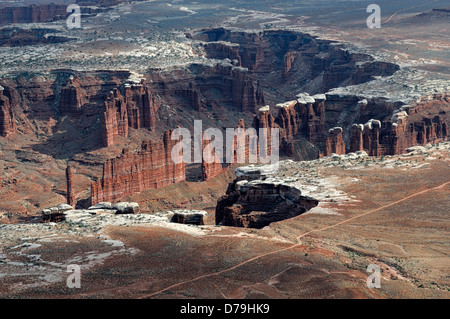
[323,127,345,156]
[91,130,186,205]
[332,93,450,157]
[0,4,67,25]
[101,82,159,146]
[0,86,15,137]
[60,77,85,114]
[66,166,75,207]
[201,131,223,181]
[274,94,327,154]
[216,167,318,229]
[193,28,399,98]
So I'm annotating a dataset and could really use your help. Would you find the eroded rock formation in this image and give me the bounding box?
[66,166,75,207]
[170,210,207,225]
[102,82,159,146]
[193,28,399,95]
[216,167,318,229]
[201,131,223,181]
[60,77,85,114]
[323,127,345,156]
[91,130,186,205]
[344,93,449,156]
[0,4,68,25]
[0,86,15,137]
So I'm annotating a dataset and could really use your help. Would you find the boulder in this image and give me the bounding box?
[112,202,140,214]
[170,210,208,225]
[57,204,73,213]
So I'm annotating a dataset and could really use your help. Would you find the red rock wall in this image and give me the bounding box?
[0,4,68,25]
[102,89,129,147]
[101,84,159,147]
[0,87,15,137]
[91,130,186,204]
[178,83,202,111]
[66,166,75,207]
[253,107,276,158]
[349,124,364,153]
[232,67,259,113]
[274,96,326,153]
[201,131,223,181]
[350,93,449,156]
[323,127,346,156]
[281,51,299,78]
[60,77,85,114]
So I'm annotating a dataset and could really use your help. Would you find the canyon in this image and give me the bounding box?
[0,0,449,301]
[0,27,448,213]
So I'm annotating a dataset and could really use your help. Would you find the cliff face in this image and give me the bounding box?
[101,83,159,147]
[274,92,448,158]
[0,4,68,25]
[0,86,15,137]
[147,62,264,114]
[193,29,399,102]
[216,171,318,229]
[201,131,223,181]
[344,93,449,156]
[349,124,364,153]
[102,89,129,147]
[60,77,85,114]
[274,94,327,153]
[323,127,345,156]
[91,130,186,205]
[66,166,75,207]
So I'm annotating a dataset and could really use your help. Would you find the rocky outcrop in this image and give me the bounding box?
[66,166,75,207]
[348,93,449,156]
[201,131,223,181]
[0,86,15,137]
[0,27,74,47]
[252,106,277,158]
[216,168,318,229]
[43,201,139,222]
[349,124,364,153]
[170,210,207,225]
[101,82,159,146]
[273,94,327,155]
[91,130,186,205]
[323,127,345,156]
[0,4,68,26]
[193,29,399,100]
[281,51,300,79]
[232,67,261,113]
[60,77,85,114]
[123,82,158,131]
[102,89,129,147]
[112,202,140,214]
[42,204,74,223]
